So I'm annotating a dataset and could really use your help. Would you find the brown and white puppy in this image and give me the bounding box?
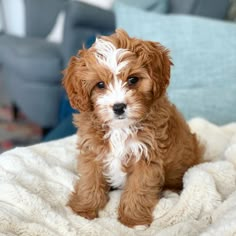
[63,29,203,228]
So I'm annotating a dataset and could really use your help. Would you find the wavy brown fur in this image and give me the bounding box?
[63,29,203,228]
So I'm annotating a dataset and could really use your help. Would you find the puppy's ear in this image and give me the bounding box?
[62,50,91,112]
[139,41,173,98]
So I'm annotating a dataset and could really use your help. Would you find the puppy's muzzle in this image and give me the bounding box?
[113,103,127,116]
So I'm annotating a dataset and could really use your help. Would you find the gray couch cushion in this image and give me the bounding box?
[24,0,68,38]
[0,35,62,83]
[4,66,62,127]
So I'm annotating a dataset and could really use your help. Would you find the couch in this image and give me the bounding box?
[0,0,115,131]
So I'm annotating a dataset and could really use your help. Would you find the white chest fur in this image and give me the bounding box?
[103,127,148,189]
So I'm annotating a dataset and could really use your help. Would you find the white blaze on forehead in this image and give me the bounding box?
[97,76,127,106]
[94,38,131,115]
[94,38,129,75]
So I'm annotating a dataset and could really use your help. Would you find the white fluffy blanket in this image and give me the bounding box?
[0,118,236,236]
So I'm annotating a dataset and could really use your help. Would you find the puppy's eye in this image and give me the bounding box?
[96,81,105,89]
[128,77,139,86]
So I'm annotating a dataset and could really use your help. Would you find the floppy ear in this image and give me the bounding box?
[62,51,92,112]
[137,41,173,98]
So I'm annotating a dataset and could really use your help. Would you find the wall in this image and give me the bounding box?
[1,0,25,36]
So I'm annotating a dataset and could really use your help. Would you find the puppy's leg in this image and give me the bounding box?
[118,159,164,228]
[68,154,109,219]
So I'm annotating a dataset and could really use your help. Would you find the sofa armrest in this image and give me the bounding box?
[62,1,115,66]
[24,0,67,38]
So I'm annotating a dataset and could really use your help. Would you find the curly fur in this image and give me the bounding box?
[63,29,203,228]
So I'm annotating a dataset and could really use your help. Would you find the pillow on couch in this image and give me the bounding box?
[115,3,236,125]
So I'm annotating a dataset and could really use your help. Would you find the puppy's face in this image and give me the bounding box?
[63,29,172,127]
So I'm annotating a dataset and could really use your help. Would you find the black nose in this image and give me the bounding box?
[113,103,127,115]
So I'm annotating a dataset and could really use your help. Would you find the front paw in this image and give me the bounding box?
[73,209,98,220]
[67,193,98,220]
[118,203,153,228]
[67,188,109,220]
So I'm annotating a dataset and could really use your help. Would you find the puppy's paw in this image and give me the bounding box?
[76,210,98,220]
[68,200,98,219]
[118,214,151,228]
[67,194,98,220]
[118,197,153,228]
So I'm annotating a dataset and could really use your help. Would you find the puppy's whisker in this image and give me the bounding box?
[122,81,128,88]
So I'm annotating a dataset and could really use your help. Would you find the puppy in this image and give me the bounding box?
[63,29,203,228]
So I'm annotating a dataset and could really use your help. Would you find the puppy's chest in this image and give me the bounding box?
[103,128,148,189]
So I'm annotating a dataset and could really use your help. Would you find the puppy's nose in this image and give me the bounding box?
[113,103,127,115]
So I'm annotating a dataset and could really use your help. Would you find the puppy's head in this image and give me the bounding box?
[63,29,172,128]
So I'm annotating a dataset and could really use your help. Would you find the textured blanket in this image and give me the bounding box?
[0,118,236,236]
